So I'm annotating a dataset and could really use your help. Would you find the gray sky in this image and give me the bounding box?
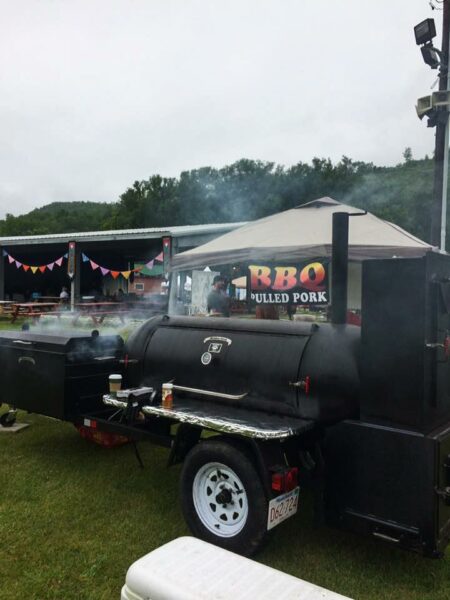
[0,0,441,218]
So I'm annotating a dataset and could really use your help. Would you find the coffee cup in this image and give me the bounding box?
[109,374,122,397]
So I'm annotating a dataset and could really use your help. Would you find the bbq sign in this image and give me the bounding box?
[248,261,328,305]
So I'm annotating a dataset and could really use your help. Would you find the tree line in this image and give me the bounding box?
[0,152,440,246]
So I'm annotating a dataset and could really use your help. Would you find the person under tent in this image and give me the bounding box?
[59,286,70,305]
[207,275,230,317]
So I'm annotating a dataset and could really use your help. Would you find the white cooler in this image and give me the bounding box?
[121,536,352,600]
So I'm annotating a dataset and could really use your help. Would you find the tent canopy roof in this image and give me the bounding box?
[171,197,434,270]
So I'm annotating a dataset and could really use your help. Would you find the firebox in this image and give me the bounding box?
[0,330,123,420]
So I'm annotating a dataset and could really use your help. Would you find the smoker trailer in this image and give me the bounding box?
[1,220,450,558]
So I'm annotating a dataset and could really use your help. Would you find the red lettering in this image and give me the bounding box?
[249,265,272,290]
[272,267,297,291]
[300,262,326,291]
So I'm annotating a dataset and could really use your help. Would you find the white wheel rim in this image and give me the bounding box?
[192,462,249,538]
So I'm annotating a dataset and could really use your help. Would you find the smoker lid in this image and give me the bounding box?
[158,315,317,337]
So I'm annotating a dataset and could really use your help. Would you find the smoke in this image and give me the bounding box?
[25,307,164,343]
[342,161,434,244]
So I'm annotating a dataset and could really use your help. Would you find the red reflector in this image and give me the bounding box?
[285,467,298,492]
[90,420,97,429]
[304,376,310,395]
[271,467,299,493]
[271,472,284,492]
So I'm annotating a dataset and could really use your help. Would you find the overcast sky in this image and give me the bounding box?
[0,0,441,218]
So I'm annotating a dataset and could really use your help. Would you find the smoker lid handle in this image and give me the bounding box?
[12,340,33,345]
[171,384,248,401]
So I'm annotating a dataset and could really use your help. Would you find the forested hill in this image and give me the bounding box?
[0,154,439,245]
[0,202,114,237]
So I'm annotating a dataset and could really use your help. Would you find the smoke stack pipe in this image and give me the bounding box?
[331,212,349,325]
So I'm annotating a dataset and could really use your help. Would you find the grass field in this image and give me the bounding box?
[0,413,449,600]
[0,318,450,599]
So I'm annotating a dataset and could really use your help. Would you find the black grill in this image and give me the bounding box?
[0,330,123,420]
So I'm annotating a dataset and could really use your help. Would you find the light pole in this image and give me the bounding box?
[415,8,450,251]
[431,3,450,251]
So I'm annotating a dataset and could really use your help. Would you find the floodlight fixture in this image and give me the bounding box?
[414,18,437,46]
[421,44,441,69]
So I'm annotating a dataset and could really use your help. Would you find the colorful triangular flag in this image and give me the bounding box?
[47,262,54,271]
[100,267,110,276]
[121,270,132,280]
[30,266,38,274]
[145,260,154,269]
[8,255,14,264]
[110,271,120,279]
[39,265,46,273]
[154,252,163,262]
[55,257,63,267]
[22,265,30,272]
[90,260,99,270]
[15,261,22,268]
[2,249,7,257]
[82,253,89,262]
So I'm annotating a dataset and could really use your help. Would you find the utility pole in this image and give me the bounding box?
[431,0,450,250]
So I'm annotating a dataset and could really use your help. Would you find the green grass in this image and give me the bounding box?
[0,320,20,330]
[0,413,449,600]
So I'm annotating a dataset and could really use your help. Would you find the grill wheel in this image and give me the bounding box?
[180,438,269,556]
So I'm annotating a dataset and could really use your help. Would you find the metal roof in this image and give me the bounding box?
[0,222,246,246]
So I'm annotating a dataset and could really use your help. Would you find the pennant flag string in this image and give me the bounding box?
[80,251,163,279]
[2,248,163,278]
[2,249,67,274]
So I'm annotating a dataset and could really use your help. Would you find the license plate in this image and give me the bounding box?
[267,487,300,530]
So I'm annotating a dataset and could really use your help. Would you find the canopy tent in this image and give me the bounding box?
[171,198,433,270]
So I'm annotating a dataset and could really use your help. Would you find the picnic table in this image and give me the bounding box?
[72,302,127,326]
[10,302,60,323]
[37,296,61,303]
[0,301,14,317]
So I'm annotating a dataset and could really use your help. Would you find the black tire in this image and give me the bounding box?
[180,438,269,556]
[0,412,16,428]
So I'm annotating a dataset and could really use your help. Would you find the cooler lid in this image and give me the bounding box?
[123,536,351,600]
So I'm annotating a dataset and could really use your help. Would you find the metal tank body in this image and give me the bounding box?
[125,315,360,423]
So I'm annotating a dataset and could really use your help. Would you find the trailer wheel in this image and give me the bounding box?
[180,439,268,556]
